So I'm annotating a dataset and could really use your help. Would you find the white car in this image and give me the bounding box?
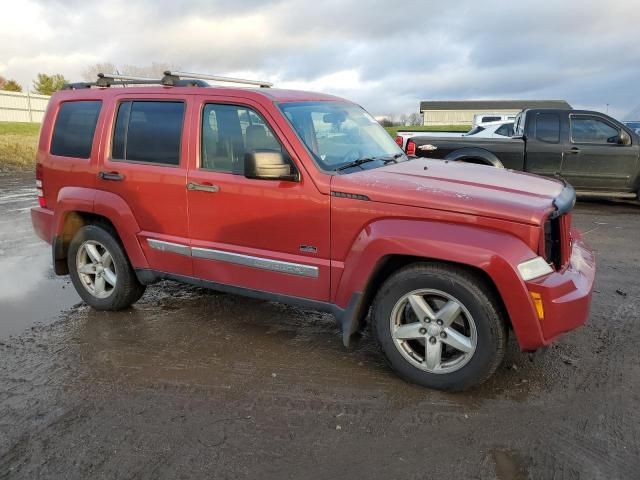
[472,112,517,128]
[395,121,513,150]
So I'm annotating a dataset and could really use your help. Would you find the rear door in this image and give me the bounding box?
[561,114,640,191]
[524,112,564,178]
[98,94,192,276]
[185,96,331,301]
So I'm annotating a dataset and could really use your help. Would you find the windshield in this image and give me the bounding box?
[278,101,404,172]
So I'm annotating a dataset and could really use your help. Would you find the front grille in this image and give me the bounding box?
[544,217,562,269]
[543,214,572,270]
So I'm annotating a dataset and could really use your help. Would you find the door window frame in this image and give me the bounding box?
[569,114,629,146]
[107,97,187,168]
[196,99,300,178]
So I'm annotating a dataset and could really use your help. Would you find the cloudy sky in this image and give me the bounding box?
[1,0,639,119]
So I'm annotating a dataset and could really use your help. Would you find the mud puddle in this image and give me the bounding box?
[0,172,80,338]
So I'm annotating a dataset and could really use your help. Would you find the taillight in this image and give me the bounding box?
[395,135,403,147]
[35,163,46,208]
[406,140,416,156]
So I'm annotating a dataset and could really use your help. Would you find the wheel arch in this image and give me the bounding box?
[444,148,504,168]
[52,188,148,274]
[335,219,542,349]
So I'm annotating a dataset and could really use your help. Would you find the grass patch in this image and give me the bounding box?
[384,124,469,137]
[0,122,40,170]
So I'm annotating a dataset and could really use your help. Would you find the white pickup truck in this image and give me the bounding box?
[394,120,514,150]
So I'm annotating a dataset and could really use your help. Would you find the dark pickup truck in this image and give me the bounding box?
[407,109,640,198]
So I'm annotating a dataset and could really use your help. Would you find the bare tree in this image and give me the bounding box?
[82,62,117,81]
[82,62,181,81]
[408,112,422,126]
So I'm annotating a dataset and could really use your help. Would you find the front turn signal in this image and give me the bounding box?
[530,292,544,320]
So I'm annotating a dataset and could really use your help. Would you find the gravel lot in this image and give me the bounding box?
[1,171,639,479]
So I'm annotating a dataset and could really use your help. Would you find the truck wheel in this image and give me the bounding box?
[68,224,146,310]
[372,263,507,391]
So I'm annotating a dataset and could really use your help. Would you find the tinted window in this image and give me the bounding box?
[571,116,619,144]
[50,101,101,158]
[112,101,184,165]
[536,113,560,143]
[201,104,283,173]
[495,123,514,137]
[481,116,501,123]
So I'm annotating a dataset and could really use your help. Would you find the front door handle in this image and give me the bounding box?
[187,182,219,193]
[564,147,581,155]
[98,171,124,181]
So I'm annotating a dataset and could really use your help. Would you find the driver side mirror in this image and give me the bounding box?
[244,150,299,181]
[618,130,632,146]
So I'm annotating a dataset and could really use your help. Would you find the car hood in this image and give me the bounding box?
[330,159,565,226]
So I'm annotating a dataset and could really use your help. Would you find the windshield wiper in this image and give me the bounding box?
[336,153,404,171]
[336,157,378,171]
[382,153,404,164]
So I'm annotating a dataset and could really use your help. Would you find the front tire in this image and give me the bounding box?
[372,263,507,391]
[68,224,146,310]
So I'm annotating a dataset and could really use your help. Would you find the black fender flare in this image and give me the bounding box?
[444,148,504,168]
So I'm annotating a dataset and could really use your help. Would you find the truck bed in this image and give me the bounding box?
[410,136,526,171]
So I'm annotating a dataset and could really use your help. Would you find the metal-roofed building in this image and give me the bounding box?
[420,100,572,126]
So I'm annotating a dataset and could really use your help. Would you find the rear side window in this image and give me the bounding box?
[50,101,102,158]
[536,113,560,143]
[112,101,184,165]
[481,116,501,123]
[495,123,514,137]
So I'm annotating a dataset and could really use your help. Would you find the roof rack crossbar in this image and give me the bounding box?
[62,71,272,90]
[164,71,273,88]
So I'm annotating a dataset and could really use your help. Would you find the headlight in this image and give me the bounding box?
[517,256,554,281]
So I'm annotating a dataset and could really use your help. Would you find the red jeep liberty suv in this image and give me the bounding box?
[31,72,595,391]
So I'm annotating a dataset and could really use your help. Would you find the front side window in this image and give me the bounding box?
[112,101,184,165]
[571,116,620,144]
[535,113,560,143]
[201,104,284,173]
[278,101,403,172]
[50,101,102,158]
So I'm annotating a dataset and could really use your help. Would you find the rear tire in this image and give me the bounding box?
[372,262,507,391]
[68,224,146,310]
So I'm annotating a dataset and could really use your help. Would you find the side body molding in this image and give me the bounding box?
[333,219,543,350]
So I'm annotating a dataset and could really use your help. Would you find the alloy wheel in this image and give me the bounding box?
[390,289,477,374]
[76,240,117,299]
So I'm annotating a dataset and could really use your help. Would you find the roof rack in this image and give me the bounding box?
[63,71,273,90]
[162,71,272,88]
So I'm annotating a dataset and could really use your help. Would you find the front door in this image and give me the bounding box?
[185,97,331,301]
[561,114,640,191]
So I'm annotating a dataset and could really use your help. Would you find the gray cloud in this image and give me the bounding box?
[1,0,638,118]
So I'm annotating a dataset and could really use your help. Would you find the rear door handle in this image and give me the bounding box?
[187,182,219,193]
[564,147,581,155]
[98,171,124,181]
